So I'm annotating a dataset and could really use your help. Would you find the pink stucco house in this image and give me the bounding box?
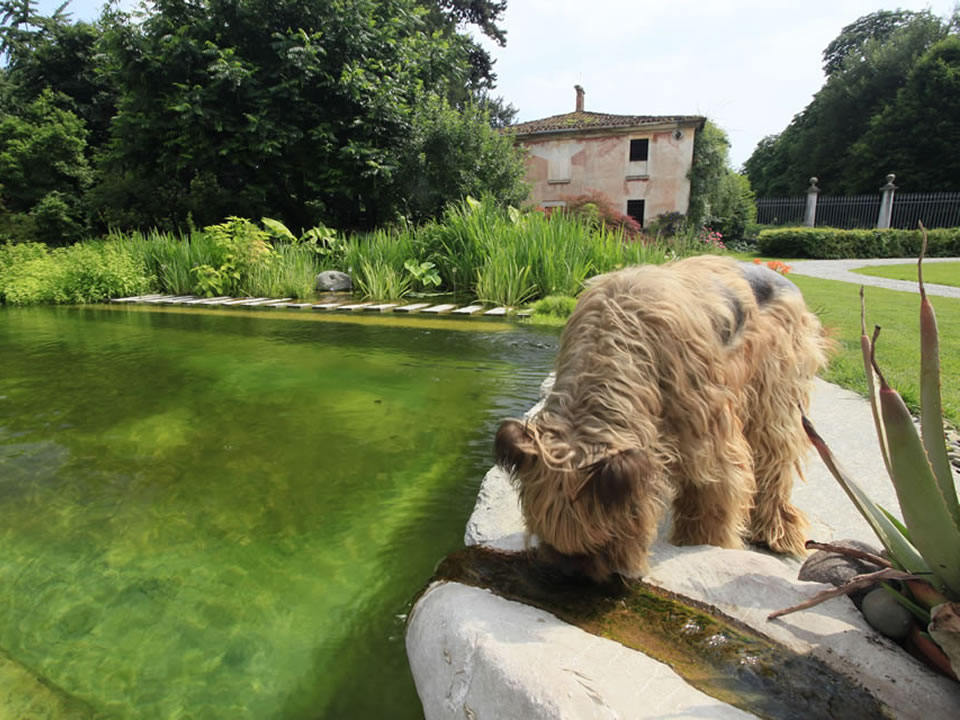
[506,86,704,227]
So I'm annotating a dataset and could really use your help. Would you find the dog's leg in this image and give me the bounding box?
[745,419,809,556]
[742,306,819,556]
[669,415,755,549]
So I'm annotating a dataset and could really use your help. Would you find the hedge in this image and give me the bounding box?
[757,227,960,259]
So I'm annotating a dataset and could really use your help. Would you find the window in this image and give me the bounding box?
[626,200,645,227]
[629,139,649,162]
[547,152,571,184]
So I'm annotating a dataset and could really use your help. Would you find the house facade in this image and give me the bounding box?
[507,86,704,227]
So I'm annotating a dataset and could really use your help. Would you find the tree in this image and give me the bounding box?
[849,36,960,191]
[822,9,921,76]
[394,95,527,221]
[0,88,91,242]
[745,10,955,196]
[687,120,756,240]
[92,0,492,231]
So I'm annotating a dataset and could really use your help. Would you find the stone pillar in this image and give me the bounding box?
[804,177,819,227]
[877,173,897,229]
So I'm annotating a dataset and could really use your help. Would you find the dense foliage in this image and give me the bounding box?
[0,0,526,240]
[757,226,960,259]
[744,9,960,195]
[687,121,757,241]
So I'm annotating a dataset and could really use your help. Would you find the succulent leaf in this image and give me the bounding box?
[860,289,892,477]
[880,385,960,597]
[917,228,960,530]
[802,415,929,575]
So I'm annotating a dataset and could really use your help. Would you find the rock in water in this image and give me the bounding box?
[315,270,352,292]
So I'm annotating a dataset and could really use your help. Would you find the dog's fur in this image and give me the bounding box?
[495,255,829,581]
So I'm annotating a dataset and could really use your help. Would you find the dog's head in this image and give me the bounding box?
[495,418,659,579]
[495,419,643,510]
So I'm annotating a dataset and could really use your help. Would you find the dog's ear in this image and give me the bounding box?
[583,450,646,511]
[495,419,538,473]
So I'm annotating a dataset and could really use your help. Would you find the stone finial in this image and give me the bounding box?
[882,173,897,189]
[575,85,585,113]
[808,177,820,192]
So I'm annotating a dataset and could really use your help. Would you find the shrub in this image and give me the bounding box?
[531,295,578,319]
[757,227,960,259]
[561,191,643,240]
[0,240,151,304]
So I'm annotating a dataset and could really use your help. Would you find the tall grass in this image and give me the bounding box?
[245,244,320,298]
[378,198,686,305]
[109,228,227,295]
[345,227,423,300]
[2,199,714,307]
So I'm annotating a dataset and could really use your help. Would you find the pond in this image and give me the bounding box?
[0,304,559,719]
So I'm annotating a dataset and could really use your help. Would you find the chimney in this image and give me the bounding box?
[575,85,585,112]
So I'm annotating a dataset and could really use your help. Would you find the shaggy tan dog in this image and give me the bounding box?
[496,255,829,581]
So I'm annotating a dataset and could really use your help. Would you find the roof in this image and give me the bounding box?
[505,111,706,137]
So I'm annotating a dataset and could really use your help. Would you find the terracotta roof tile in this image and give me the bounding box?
[505,111,705,136]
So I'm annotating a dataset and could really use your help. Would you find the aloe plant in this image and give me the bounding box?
[776,225,959,679]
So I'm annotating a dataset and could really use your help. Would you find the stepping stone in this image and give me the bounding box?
[393,303,431,313]
[169,296,202,304]
[221,297,270,306]
[337,302,375,311]
[198,297,239,306]
[515,310,532,318]
[483,307,508,316]
[246,298,292,307]
[183,296,231,305]
[452,305,484,315]
[111,294,166,303]
[143,295,192,304]
[363,303,399,312]
[421,304,457,314]
[311,303,345,310]
[283,303,314,309]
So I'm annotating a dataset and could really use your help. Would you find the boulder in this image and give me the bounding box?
[406,377,960,720]
[315,270,352,292]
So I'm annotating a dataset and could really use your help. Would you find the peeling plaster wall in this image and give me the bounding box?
[519,126,697,224]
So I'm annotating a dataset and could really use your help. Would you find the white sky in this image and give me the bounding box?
[35,1,959,168]
[480,1,958,168]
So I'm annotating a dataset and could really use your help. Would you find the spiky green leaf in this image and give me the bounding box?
[881,386,960,597]
[917,244,960,531]
[802,416,929,575]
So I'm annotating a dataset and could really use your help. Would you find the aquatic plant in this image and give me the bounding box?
[773,226,959,680]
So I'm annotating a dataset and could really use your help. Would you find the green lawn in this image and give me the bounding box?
[790,274,960,428]
[852,261,960,288]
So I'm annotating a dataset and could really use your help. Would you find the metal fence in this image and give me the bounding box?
[755,197,805,226]
[890,192,960,229]
[756,190,960,229]
[815,195,881,229]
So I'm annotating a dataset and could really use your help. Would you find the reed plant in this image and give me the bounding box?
[475,246,537,307]
[244,243,319,299]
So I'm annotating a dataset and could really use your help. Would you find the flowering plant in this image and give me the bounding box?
[752,258,791,275]
[700,228,725,249]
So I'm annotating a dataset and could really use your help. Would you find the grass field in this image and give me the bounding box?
[790,274,960,428]
[852,261,960,288]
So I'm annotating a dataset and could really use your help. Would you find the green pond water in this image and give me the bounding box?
[0,305,559,720]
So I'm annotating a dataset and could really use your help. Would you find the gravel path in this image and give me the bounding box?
[787,257,960,298]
